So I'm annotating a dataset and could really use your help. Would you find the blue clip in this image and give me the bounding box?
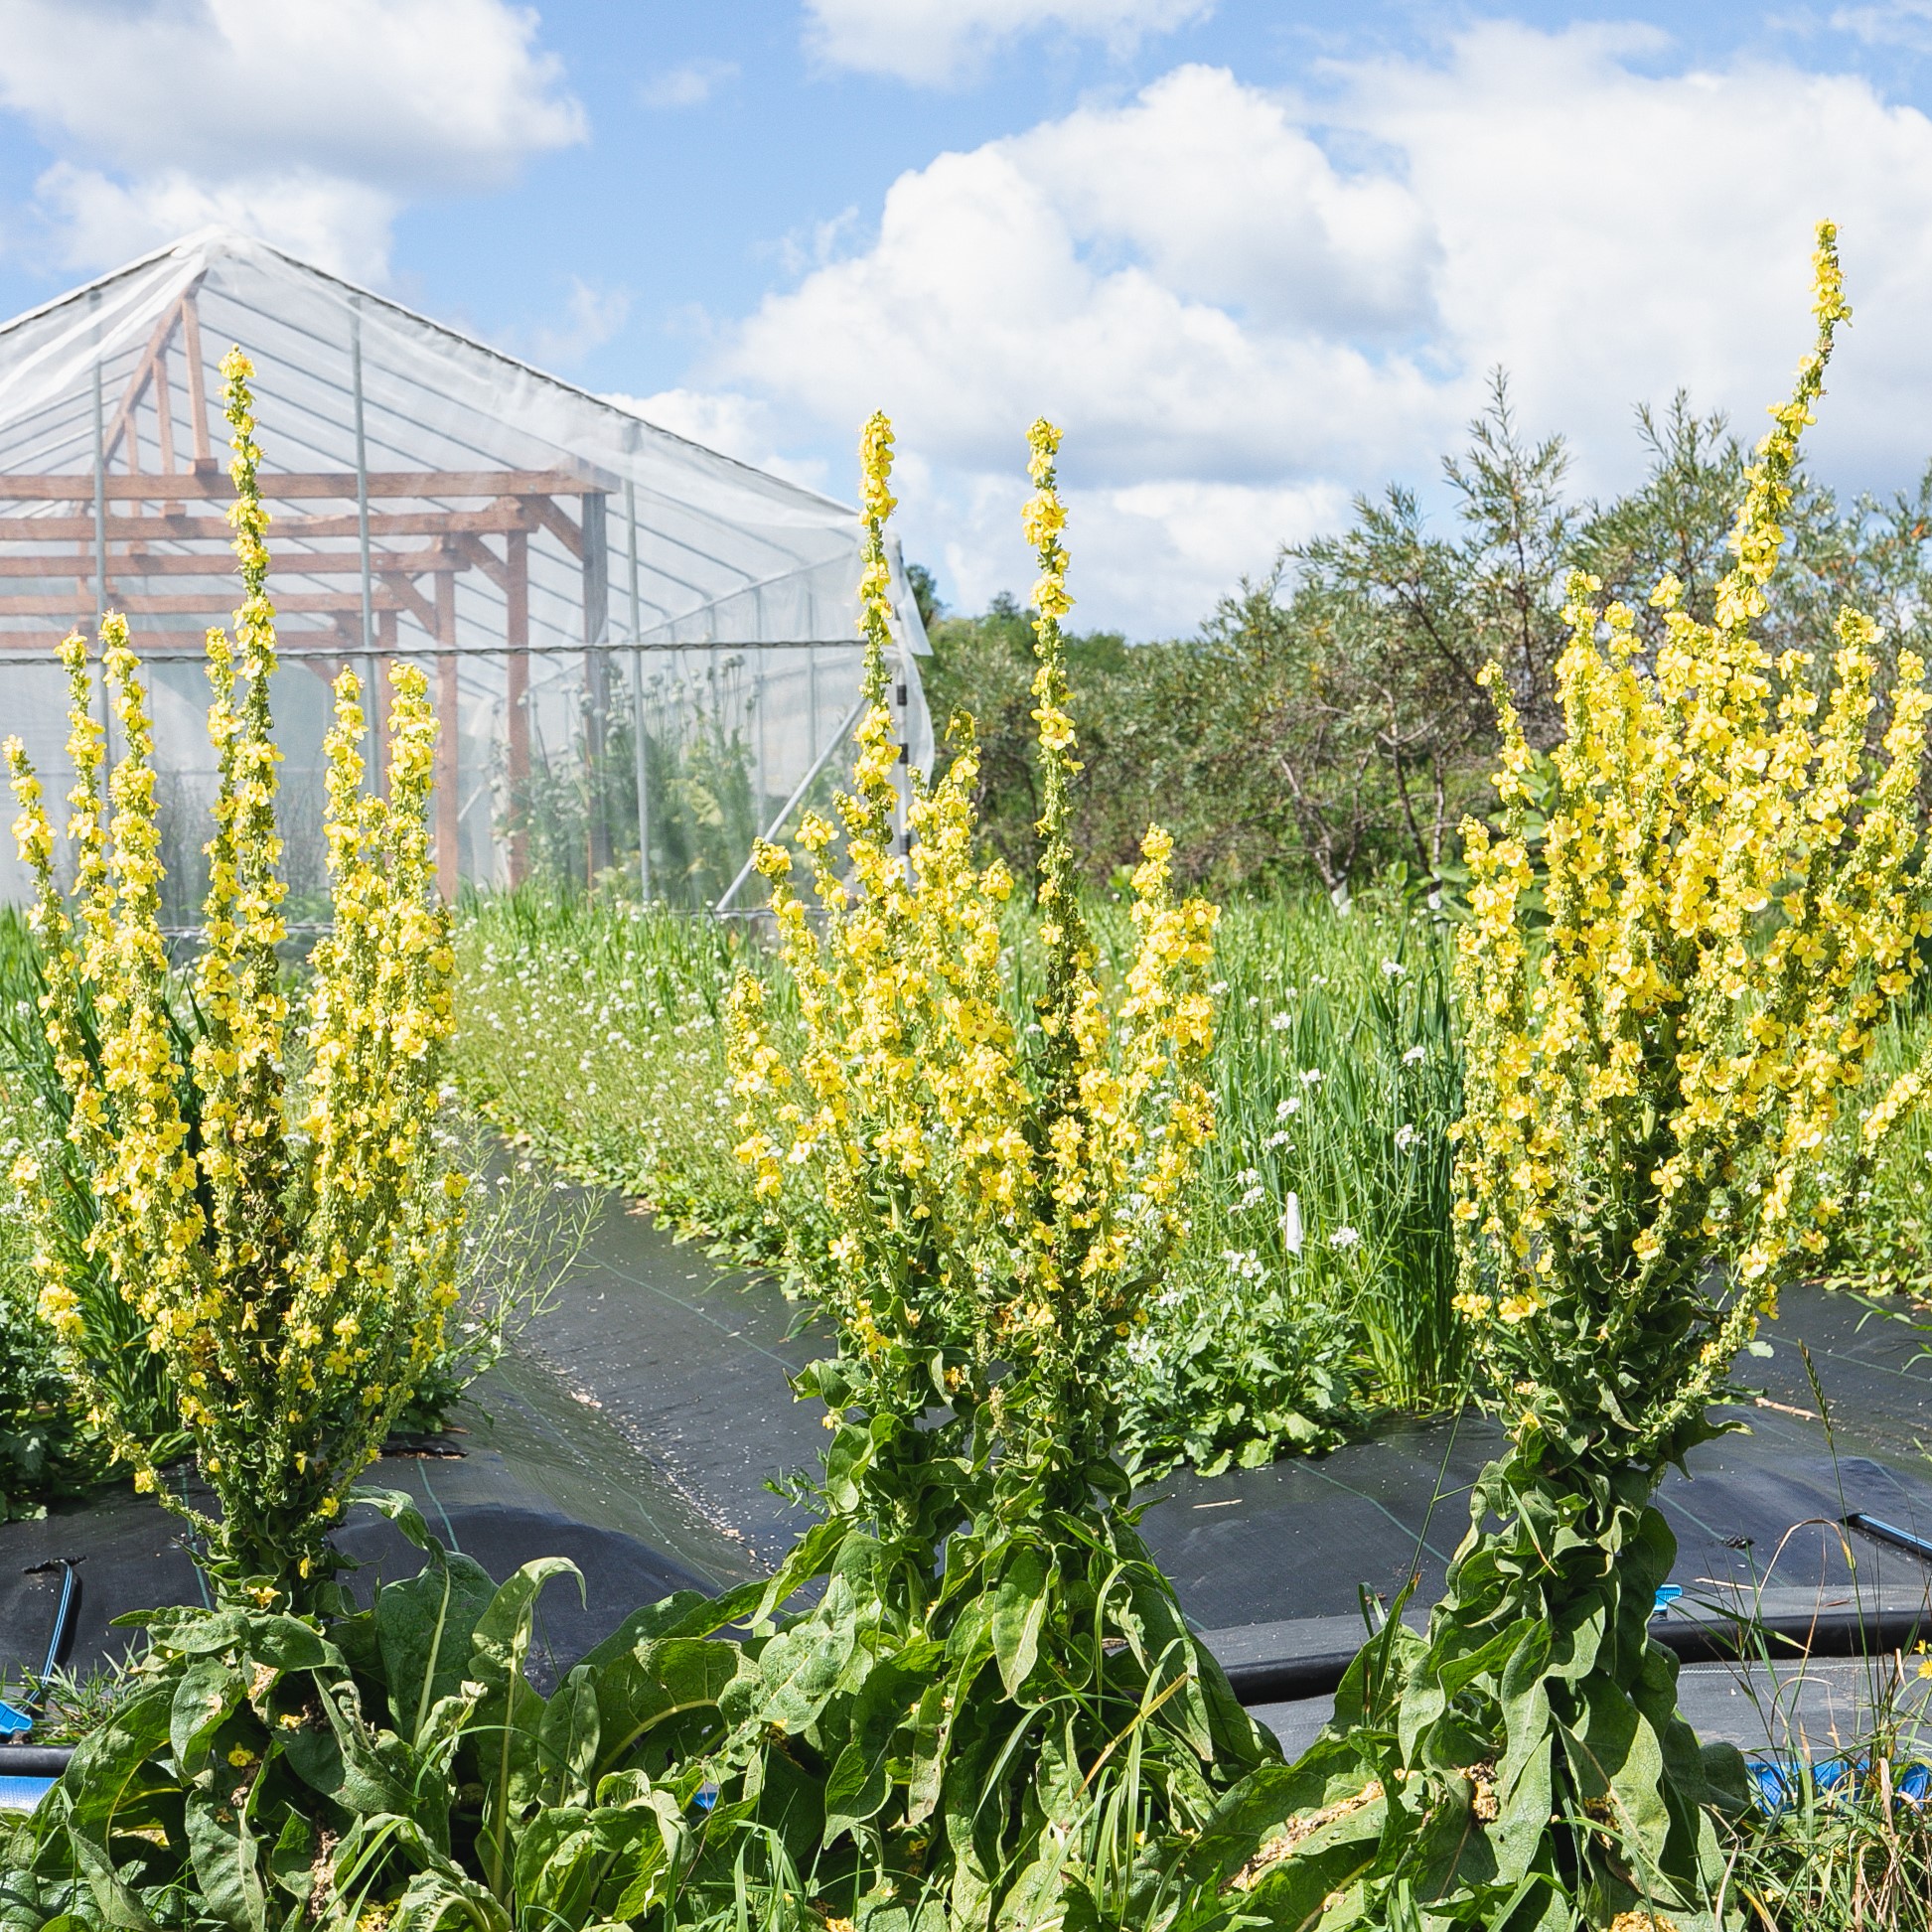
[0,1702,31,1738]
[1749,1755,1800,1815]
[1651,1585,1684,1619]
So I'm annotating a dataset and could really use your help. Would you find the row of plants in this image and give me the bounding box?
[452,767,1932,1489]
[8,229,1932,1932]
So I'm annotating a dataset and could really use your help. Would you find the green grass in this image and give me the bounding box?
[453,883,1468,1471]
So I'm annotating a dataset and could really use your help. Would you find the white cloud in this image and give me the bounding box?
[1337,23,1932,489]
[639,58,740,109]
[682,27,1932,634]
[1832,2,1932,50]
[523,278,632,370]
[803,0,1213,86]
[722,67,1445,486]
[0,0,583,278]
[604,388,831,495]
[34,163,399,284]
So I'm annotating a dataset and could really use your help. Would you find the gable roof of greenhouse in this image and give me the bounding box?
[0,225,928,661]
[0,228,931,905]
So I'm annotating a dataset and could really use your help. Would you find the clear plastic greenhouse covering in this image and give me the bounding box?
[0,228,934,916]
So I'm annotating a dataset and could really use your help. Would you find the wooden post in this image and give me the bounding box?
[434,571,459,902]
[506,529,529,888]
[581,492,610,882]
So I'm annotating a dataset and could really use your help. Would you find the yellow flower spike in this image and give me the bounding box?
[1451,223,1929,1479]
[3,350,461,1606]
[726,411,1216,1522]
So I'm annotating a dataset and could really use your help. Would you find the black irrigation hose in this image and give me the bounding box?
[0,1746,74,1777]
[1219,1601,1932,1707]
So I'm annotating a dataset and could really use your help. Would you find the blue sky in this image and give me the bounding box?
[8,1,1932,632]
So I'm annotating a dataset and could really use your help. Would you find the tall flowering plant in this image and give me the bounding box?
[1247,225,1932,1932]
[5,351,461,1603]
[731,415,1219,1519]
[720,417,1262,1927]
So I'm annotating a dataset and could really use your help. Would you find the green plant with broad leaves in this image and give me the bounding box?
[1231,223,1932,1932]
[716,412,1272,1924]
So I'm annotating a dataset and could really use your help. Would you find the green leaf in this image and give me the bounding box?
[594,1636,744,1777]
[57,1683,175,1931]
[991,1544,1051,1699]
[170,1656,246,1778]
[538,1666,601,1810]
[182,1784,268,1932]
[574,1577,766,1675]
[375,1548,496,1745]
[739,1613,858,1736]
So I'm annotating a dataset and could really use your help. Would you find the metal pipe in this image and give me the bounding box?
[350,301,377,743]
[90,315,112,766]
[91,364,107,618]
[627,481,651,902]
[713,691,868,914]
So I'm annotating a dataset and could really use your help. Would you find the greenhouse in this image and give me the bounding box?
[0,227,933,914]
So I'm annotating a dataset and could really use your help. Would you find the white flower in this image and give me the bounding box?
[1264,1129,1293,1149]
[1395,1123,1418,1154]
[1403,1045,1426,1066]
[1299,1068,1325,1087]
[1381,958,1406,978]
[1329,1226,1361,1251]
[1269,1012,1292,1032]
[1275,1096,1301,1119]
[1209,979,1229,995]
[1281,1191,1302,1256]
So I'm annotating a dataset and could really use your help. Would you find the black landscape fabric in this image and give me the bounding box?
[10,1191,1932,1690]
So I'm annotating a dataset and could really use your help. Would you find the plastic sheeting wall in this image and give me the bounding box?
[0,229,932,915]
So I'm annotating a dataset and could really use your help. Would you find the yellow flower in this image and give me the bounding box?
[3,351,462,1601]
[1448,223,1932,1470]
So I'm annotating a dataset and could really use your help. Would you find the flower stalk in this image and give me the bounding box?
[5,350,461,1604]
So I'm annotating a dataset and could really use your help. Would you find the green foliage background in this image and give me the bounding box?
[923,377,1932,903]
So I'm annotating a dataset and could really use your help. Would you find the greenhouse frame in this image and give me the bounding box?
[0,228,933,917]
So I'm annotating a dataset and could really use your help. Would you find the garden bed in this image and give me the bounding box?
[17,1178,1932,1771]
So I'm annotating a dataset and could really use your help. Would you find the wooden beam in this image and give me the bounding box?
[102,289,190,472]
[376,570,441,634]
[179,288,212,465]
[0,543,468,578]
[154,342,176,474]
[0,588,420,616]
[0,469,599,503]
[525,493,584,559]
[0,500,541,543]
[449,532,509,591]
